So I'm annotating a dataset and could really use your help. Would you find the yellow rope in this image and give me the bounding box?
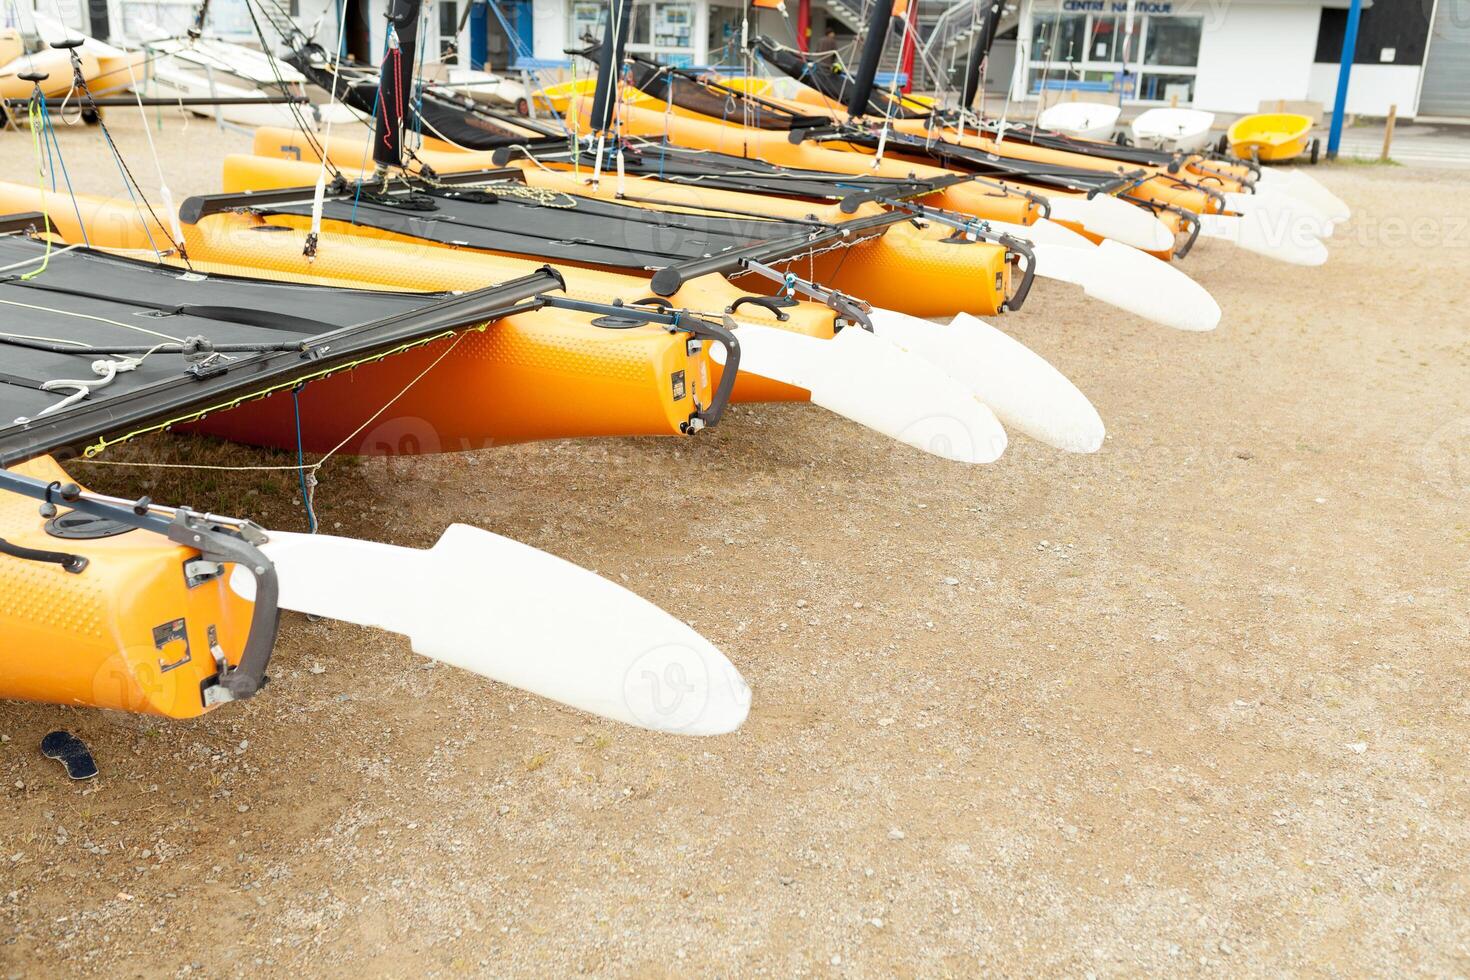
[79,323,484,459]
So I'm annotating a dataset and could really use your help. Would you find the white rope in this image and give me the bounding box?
[871,7,915,168]
[13,343,169,422]
[0,298,185,342]
[0,243,80,273]
[306,0,354,259]
[122,54,188,256]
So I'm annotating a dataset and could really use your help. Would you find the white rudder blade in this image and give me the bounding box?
[869,309,1105,453]
[1046,195,1175,253]
[1253,168,1351,225]
[1197,212,1329,266]
[717,323,1009,464]
[230,526,752,735]
[1221,189,1336,239]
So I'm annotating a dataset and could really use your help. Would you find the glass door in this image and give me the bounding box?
[1026,4,1201,104]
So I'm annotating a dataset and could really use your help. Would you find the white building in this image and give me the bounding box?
[1003,0,1439,116]
[16,0,1466,118]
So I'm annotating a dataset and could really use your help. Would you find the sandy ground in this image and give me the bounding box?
[1,112,1468,978]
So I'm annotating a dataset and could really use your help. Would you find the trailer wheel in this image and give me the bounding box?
[1309,137,1321,164]
[81,106,101,126]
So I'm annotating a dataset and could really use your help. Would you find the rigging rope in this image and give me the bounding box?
[0,243,80,275]
[20,94,54,281]
[0,297,187,343]
[75,332,472,511]
[292,383,317,532]
[42,22,188,270]
[121,51,190,261]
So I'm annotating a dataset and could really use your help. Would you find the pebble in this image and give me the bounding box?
[943,577,959,586]
[888,828,906,841]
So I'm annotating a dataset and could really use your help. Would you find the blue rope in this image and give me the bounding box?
[482,0,570,135]
[37,100,90,247]
[291,385,318,534]
[98,130,162,257]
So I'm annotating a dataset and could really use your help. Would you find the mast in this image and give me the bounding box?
[959,0,1003,111]
[1117,0,1136,108]
[188,0,213,39]
[373,0,423,170]
[589,0,634,133]
[844,0,895,118]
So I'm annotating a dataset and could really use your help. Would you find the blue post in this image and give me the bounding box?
[1326,0,1362,159]
[470,1,489,71]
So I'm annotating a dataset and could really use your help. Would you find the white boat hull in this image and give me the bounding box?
[1038,102,1121,141]
[131,61,358,129]
[1130,108,1216,153]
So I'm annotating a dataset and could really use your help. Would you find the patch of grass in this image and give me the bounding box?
[1329,155,1404,167]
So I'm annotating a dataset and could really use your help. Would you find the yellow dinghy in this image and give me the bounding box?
[1227,113,1319,164]
[533,77,604,115]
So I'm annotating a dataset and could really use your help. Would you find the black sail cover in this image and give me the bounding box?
[286,46,557,151]
[589,0,635,133]
[565,141,939,199]
[0,226,556,465]
[374,0,423,167]
[750,35,926,119]
[844,0,895,119]
[751,35,1194,170]
[239,175,825,270]
[625,60,829,131]
[959,0,1004,109]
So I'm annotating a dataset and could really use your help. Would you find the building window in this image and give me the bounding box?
[571,0,603,46]
[1143,17,1201,67]
[439,1,459,64]
[568,0,696,65]
[1026,4,1202,104]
